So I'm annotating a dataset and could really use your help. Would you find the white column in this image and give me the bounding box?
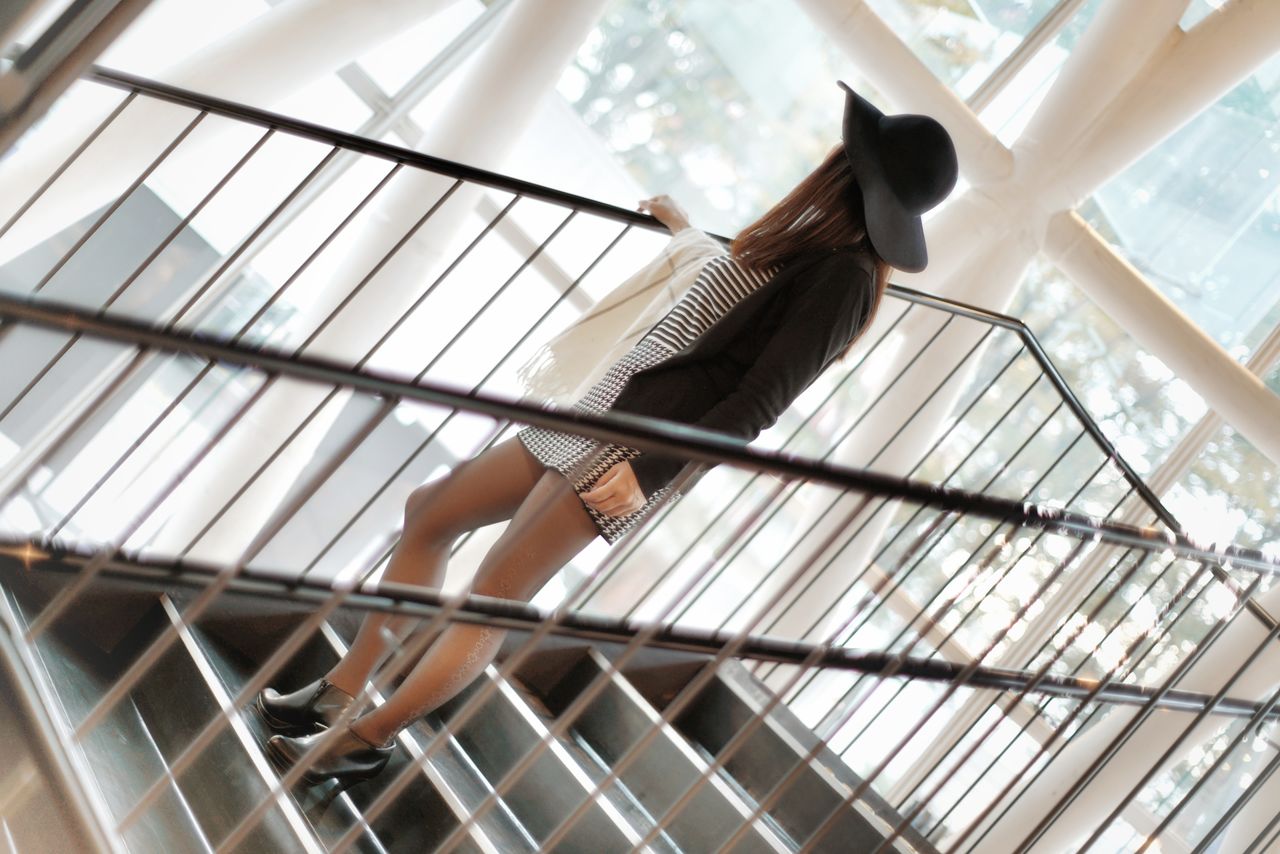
[927,216,1038,310]
[1012,0,1187,178]
[0,0,459,266]
[895,187,1013,295]
[148,0,609,563]
[1043,210,1280,466]
[792,0,1013,186]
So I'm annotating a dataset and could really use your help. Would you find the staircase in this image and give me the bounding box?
[0,555,936,853]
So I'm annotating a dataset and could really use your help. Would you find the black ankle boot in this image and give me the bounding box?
[256,679,356,737]
[266,725,394,787]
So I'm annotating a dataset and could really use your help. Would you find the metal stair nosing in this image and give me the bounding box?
[184,620,399,854]
[434,657,665,853]
[504,670,685,854]
[180,594,489,854]
[0,568,208,853]
[314,621,539,854]
[537,646,795,854]
[154,594,328,854]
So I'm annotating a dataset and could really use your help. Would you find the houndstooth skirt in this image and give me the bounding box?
[518,254,774,543]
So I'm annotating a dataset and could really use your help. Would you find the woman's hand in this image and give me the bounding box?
[638,195,691,234]
[581,461,646,517]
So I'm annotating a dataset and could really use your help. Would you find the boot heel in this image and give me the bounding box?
[266,727,395,791]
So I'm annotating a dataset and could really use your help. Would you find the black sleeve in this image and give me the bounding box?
[628,253,872,497]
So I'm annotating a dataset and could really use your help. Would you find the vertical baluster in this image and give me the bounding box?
[954,554,1216,852]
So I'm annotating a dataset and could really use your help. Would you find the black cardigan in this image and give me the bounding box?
[611,247,877,496]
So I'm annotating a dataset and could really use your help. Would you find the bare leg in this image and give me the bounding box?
[323,438,547,696]
[350,468,599,746]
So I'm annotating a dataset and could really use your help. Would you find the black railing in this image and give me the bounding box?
[75,65,1188,542]
[0,290,1274,574]
[0,66,1277,853]
[3,290,1280,851]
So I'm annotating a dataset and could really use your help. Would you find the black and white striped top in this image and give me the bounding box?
[644,254,779,353]
[515,251,782,544]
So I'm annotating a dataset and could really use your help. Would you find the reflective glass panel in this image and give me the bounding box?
[863,0,1075,98]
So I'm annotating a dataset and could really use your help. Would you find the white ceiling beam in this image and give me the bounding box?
[1044,0,1280,209]
[0,0,462,266]
[1044,210,1280,466]
[793,0,1013,185]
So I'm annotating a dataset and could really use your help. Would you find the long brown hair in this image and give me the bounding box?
[731,145,891,354]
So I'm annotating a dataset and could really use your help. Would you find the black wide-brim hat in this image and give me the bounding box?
[838,81,958,272]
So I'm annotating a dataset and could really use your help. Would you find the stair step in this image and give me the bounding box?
[510,675,682,853]
[173,612,384,851]
[187,593,539,853]
[436,664,653,851]
[673,659,938,854]
[0,567,216,853]
[186,607,468,852]
[149,596,328,853]
[390,719,539,854]
[0,571,285,850]
[538,647,793,854]
[3,561,939,853]
[313,623,541,854]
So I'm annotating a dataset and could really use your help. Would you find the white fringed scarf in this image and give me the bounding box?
[517,226,728,404]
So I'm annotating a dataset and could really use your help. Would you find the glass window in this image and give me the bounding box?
[1085,53,1280,358]
[555,0,884,235]
[1165,420,1280,555]
[975,0,1105,143]
[862,0,1080,99]
[1008,258,1208,477]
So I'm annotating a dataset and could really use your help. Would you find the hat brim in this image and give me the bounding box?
[838,81,928,273]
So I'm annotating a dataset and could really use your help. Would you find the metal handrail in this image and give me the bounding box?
[4,540,1278,723]
[2,290,1275,578]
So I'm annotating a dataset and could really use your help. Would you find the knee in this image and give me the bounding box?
[404,482,437,524]
[402,480,458,544]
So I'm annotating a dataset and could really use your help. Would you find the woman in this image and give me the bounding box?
[258,81,958,787]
